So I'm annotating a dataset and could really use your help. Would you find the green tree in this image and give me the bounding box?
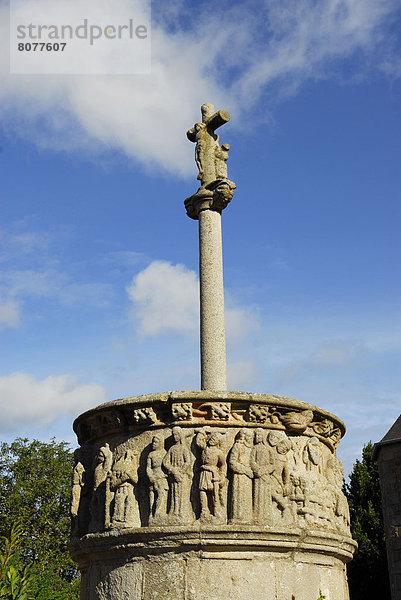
[0,522,34,600]
[0,438,79,599]
[344,441,390,600]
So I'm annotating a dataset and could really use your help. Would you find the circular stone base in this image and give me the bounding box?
[71,526,354,600]
[70,391,356,600]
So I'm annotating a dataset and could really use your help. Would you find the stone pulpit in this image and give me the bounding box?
[69,104,356,600]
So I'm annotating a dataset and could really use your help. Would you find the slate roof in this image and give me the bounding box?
[372,414,401,460]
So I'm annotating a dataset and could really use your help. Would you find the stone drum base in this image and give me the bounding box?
[71,526,355,600]
[70,391,356,600]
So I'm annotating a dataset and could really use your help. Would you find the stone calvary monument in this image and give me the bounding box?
[69,104,356,599]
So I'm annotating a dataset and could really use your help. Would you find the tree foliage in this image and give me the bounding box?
[344,441,390,600]
[0,522,34,600]
[0,439,79,599]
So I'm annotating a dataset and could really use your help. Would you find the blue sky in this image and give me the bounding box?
[1,0,400,475]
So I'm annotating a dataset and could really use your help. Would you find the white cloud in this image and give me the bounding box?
[127,260,199,337]
[0,372,106,431]
[0,0,399,174]
[127,260,258,342]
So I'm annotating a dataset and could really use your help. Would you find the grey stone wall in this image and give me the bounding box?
[377,441,401,600]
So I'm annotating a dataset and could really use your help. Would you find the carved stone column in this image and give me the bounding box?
[185,182,235,392]
[70,391,356,600]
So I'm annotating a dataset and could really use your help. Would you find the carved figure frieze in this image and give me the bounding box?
[107,450,140,529]
[196,430,227,522]
[147,434,168,524]
[89,443,113,532]
[303,437,323,478]
[74,423,351,538]
[250,428,274,523]
[162,427,193,523]
[268,432,292,523]
[228,430,254,524]
[327,456,350,531]
[70,449,86,534]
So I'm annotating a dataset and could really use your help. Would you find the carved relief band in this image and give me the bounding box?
[70,391,355,600]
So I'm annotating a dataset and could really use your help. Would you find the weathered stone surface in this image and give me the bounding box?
[70,391,355,600]
[184,104,236,391]
[74,390,345,451]
[374,417,401,599]
[70,104,355,599]
[198,208,227,391]
[72,524,354,600]
[186,103,233,189]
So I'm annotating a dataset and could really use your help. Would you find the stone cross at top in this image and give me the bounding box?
[186,102,232,188]
[185,103,236,391]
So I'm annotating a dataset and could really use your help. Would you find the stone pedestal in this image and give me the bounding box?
[70,391,356,600]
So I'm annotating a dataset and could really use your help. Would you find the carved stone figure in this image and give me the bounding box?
[89,442,113,531]
[303,437,322,478]
[146,434,168,524]
[327,456,350,532]
[215,143,230,180]
[268,432,292,523]
[228,430,254,524]
[186,103,231,187]
[162,427,193,521]
[94,442,113,489]
[71,449,85,534]
[281,409,314,432]
[196,430,226,522]
[108,450,140,529]
[250,428,274,524]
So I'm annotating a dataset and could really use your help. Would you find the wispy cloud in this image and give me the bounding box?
[0,296,20,329]
[0,0,399,173]
[0,227,119,327]
[280,339,370,381]
[0,372,106,431]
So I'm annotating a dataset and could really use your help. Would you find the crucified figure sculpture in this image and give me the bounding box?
[186,103,231,188]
